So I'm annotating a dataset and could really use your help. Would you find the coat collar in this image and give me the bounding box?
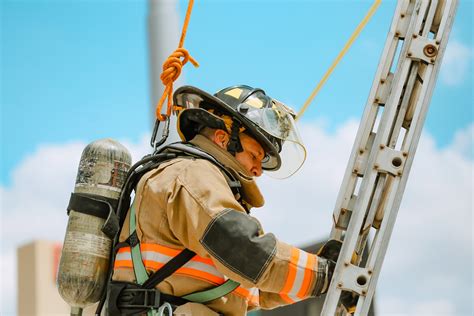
[190,135,265,208]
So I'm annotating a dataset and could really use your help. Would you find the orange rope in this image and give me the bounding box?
[155,0,199,121]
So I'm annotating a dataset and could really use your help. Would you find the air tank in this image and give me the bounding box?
[57,139,131,316]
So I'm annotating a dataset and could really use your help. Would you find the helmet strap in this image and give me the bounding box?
[227,120,243,156]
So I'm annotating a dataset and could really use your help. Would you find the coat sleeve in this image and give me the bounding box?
[164,159,326,309]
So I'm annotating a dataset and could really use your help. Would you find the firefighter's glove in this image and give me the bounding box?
[313,257,336,296]
[317,239,342,262]
[313,239,342,296]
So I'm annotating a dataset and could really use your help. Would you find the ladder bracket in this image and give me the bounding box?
[407,36,439,64]
[353,132,376,177]
[374,146,407,176]
[336,264,371,296]
[334,195,356,230]
[375,73,394,105]
[394,1,413,39]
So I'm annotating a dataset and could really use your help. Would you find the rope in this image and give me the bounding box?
[155,0,199,121]
[296,0,381,120]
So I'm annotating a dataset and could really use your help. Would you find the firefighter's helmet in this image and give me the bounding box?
[174,85,306,178]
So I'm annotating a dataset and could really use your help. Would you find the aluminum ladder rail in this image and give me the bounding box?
[321,1,458,315]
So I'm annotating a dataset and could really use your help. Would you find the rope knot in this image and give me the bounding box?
[160,48,198,86]
[155,48,199,121]
[154,0,199,121]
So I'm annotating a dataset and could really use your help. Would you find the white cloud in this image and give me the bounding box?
[450,122,473,160]
[377,296,457,316]
[1,122,473,315]
[440,40,472,86]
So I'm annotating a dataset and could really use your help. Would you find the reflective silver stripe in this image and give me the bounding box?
[115,252,131,261]
[249,287,259,299]
[248,287,259,296]
[116,248,260,302]
[116,250,225,280]
[182,260,225,279]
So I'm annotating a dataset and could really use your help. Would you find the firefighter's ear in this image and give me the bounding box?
[213,129,230,149]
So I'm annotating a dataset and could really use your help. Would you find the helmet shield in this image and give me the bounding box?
[241,95,307,178]
[174,85,307,178]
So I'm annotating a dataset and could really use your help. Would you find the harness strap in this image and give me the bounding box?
[130,202,149,285]
[142,248,196,289]
[182,279,240,303]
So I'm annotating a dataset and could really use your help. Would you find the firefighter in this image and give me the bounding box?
[109,85,338,315]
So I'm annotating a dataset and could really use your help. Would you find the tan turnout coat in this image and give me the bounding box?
[113,135,324,315]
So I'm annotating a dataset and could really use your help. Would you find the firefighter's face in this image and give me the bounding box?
[235,133,264,177]
[213,130,264,177]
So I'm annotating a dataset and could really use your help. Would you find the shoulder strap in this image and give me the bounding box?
[129,201,197,286]
[129,201,149,285]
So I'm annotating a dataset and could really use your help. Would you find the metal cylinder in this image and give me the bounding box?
[57,139,131,314]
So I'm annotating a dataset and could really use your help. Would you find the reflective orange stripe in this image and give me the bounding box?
[176,267,225,284]
[235,287,259,306]
[280,247,300,303]
[297,252,316,298]
[141,244,179,256]
[279,247,317,303]
[114,243,260,306]
[115,259,225,284]
[117,244,214,265]
[114,259,133,268]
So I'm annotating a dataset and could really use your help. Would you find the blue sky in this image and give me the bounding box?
[1,0,472,186]
[1,1,473,315]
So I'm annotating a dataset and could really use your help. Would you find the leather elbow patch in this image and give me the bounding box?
[200,209,277,283]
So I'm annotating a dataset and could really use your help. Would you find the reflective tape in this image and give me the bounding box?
[280,248,317,303]
[114,244,260,306]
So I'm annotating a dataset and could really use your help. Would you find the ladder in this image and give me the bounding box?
[321,1,458,315]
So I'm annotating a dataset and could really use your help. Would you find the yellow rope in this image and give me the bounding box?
[296,0,382,120]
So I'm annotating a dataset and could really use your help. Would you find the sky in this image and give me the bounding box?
[1,0,473,315]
